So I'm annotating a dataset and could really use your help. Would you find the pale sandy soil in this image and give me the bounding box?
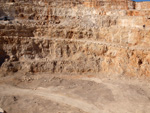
[0,73,150,113]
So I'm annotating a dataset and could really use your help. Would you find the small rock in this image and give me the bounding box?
[13,96,17,101]
[0,108,4,113]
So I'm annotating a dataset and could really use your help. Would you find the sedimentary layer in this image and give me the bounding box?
[0,0,150,76]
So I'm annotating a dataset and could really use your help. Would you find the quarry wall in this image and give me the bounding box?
[0,0,150,77]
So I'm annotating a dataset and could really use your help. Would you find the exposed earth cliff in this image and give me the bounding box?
[1,0,150,77]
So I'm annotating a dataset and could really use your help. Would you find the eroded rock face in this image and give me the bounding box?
[0,0,150,77]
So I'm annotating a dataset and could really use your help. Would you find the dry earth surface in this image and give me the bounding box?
[1,73,150,113]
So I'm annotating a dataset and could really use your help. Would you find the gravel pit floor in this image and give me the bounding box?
[0,73,150,113]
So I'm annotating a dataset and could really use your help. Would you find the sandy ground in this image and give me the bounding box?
[0,73,150,113]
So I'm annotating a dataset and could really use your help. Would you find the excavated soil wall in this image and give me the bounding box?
[0,0,150,77]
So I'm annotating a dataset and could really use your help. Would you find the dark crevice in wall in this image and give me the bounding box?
[0,42,9,67]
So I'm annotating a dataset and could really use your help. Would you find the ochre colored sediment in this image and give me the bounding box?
[0,0,150,77]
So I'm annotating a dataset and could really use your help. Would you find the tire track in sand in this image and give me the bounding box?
[0,85,102,113]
